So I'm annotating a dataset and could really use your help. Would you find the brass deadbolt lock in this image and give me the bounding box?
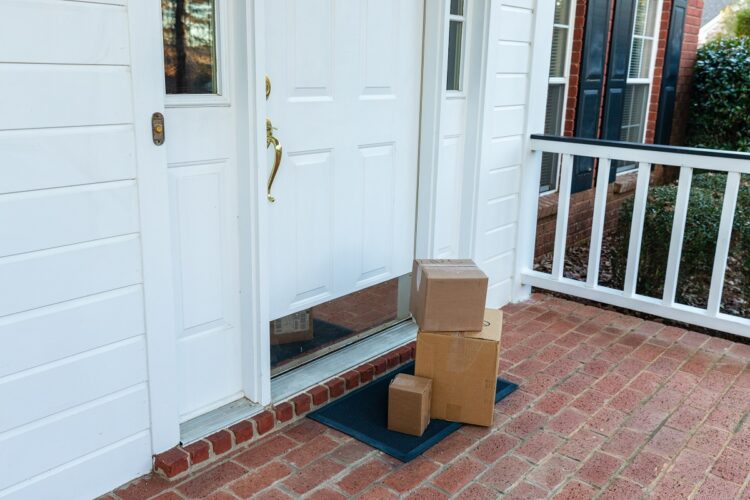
[152,112,165,146]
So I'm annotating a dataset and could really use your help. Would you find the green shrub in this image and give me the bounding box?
[686,37,750,152]
[612,173,750,303]
[736,9,750,37]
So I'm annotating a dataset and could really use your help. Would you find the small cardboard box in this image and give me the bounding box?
[409,259,488,332]
[270,309,314,345]
[387,374,432,436]
[415,309,502,427]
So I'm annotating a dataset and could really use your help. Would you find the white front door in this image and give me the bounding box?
[265,0,424,320]
[162,0,243,421]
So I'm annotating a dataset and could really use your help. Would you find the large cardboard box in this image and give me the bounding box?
[387,374,432,436]
[415,309,502,427]
[270,309,314,345]
[409,259,488,332]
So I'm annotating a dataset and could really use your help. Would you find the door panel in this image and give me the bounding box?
[266,0,423,320]
[162,0,243,420]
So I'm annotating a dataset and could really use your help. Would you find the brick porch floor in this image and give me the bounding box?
[107,293,750,499]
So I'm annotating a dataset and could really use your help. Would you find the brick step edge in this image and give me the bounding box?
[152,341,416,480]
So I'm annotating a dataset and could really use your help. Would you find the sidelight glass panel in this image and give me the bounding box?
[270,276,412,376]
[162,0,218,94]
[446,20,464,91]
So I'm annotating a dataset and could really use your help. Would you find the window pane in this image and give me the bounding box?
[162,0,218,94]
[633,0,649,36]
[446,20,463,91]
[554,0,572,25]
[545,84,566,136]
[621,84,649,142]
[450,0,464,16]
[549,26,569,78]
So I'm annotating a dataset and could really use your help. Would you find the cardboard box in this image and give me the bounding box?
[387,374,432,436]
[409,259,488,332]
[270,309,314,345]
[415,309,502,427]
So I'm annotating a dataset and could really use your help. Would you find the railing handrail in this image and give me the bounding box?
[530,134,750,161]
[530,135,750,174]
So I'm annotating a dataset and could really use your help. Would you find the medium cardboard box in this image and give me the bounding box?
[409,259,488,332]
[270,309,314,345]
[387,374,432,436]
[415,308,502,427]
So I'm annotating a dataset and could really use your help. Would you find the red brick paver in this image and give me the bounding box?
[109,294,750,499]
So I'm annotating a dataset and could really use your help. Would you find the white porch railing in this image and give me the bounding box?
[521,135,750,339]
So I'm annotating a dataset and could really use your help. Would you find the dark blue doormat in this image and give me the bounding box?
[308,361,518,462]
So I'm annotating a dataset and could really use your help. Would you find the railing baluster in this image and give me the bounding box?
[663,167,693,306]
[623,162,651,296]
[707,172,742,316]
[551,154,574,280]
[586,158,611,287]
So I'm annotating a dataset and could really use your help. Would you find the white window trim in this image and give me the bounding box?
[617,0,665,175]
[164,0,231,108]
[540,0,577,197]
[446,5,468,96]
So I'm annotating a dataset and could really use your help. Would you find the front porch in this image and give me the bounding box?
[107,293,750,499]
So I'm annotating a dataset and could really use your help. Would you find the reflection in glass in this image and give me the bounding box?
[270,276,412,376]
[162,0,218,94]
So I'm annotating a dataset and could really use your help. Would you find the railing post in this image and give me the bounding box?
[551,154,574,280]
[663,167,693,306]
[586,158,611,287]
[707,172,742,316]
[623,162,652,297]
[515,149,544,278]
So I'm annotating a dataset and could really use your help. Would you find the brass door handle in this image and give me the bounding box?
[266,118,282,202]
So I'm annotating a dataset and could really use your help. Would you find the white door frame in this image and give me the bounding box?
[127,1,180,453]
[133,0,491,454]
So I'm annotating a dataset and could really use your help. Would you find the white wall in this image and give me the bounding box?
[471,0,549,307]
[0,1,153,498]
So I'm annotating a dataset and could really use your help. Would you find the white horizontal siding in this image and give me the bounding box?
[0,385,150,491]
[0,0,153,498]
[0,181,140,257]
[0,125,136,194]
[474,0,535,308]
[0,432,151,500]
[0,287,145,378]
[0,65,133,130]
[0,337,148,433]
[0,235,142,317]
[0,0,129,65]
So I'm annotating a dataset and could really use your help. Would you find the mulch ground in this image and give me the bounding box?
[534,234,750,320]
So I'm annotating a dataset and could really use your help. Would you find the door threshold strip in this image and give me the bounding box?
[180,398,263,445]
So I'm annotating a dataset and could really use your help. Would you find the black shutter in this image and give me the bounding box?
[572,0,613,193]
[654,0,688,144]
[601,0,637,181]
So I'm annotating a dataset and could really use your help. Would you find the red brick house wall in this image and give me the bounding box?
[536,0,704,259]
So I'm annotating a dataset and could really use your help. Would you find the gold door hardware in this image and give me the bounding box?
[266,118,282,202]
[151,112,165,146]
[265,75,271,100]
